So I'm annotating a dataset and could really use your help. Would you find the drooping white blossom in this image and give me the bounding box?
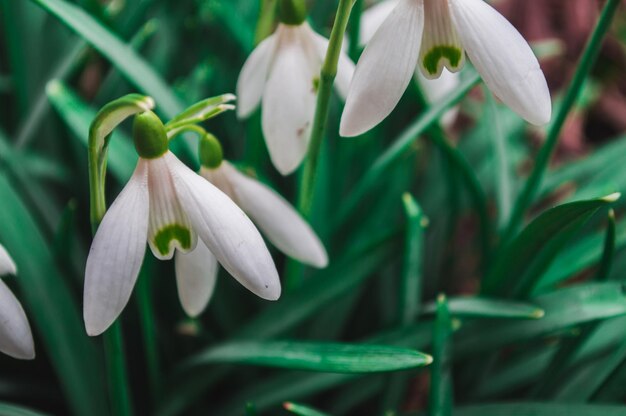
[0,244,35,360]
[84,113,280,335]
[237,22,355,175]
[341,0,552,137]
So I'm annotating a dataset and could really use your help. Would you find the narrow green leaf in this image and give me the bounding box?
[284,402,331,416]
[165,94,236,131]
[0,173,107,416]
[0,402,51,416]
[456,283,626,358]
[429,294,453,416]
[422,297,544,320]
[482,193,619,297]
[596,209,616,281]
[185,341,432,373]
[400,193,427,325]
[454,403,626,416]
[30,0,185,116]
[46,80,137,182]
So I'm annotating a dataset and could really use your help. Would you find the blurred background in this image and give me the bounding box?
[1,0,626,415]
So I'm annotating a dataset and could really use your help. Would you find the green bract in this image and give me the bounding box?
[279,0,306,25]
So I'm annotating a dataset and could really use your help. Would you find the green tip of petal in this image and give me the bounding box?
[422,46,463,76]
[154,225,192,256]
[133,111,168,159]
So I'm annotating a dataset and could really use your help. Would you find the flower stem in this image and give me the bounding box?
[103,323,134,416]
[348,0,363,61]
[503,0,620,241]
[254,0,278,46]
[297,0,354,217]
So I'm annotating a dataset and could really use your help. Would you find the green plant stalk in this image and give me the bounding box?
[503,0,621,240]
[348,0,363,61]
[297,0,354,217]
[136,259,161,403]
[88,117,137,416]
[595,208,616,282]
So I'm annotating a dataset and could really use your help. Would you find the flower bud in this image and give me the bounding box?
[198,133,223,169]
[133,111,168,159]
[278,0,306,25]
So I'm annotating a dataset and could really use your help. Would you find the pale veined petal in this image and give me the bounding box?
[0,279,34,359]
[168,153,281,300]
[340,0,425,137]
[83,161,150,336]
[147,157,197,260]
[175,239,218,318]
[236,34,277,119]
[449,0,552,125]
[307,25,355,100]
[0,243,17,276]
[359,0,400,46]
[262,24,318,175]
[210,163,328,268]
[415,68,460,127]
[418,0,465,79]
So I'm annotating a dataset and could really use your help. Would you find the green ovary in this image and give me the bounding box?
[154,224,192,256]
[423,46,463,76]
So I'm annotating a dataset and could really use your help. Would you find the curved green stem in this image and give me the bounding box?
[503,0,620,241]
[297,0,354,217]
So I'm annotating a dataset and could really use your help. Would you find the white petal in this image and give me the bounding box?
[147,157,196,260]
[340,0,425,137]
[0,243,17,276]
[206,163,328,268]
[0,279,34,359]
[83,161,150,336]
[359,0,400,46]
[415,68,460,127]
[168,153,281,300]
[308,26,355,100]
[449,0,551,125]
[175,240,218,317]
[236,34,277,119]
[262,24,318,175]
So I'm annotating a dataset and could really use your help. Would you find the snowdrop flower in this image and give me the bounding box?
[359,0,460,127]
[174,134,328,316]
[84,111,280,336]
[341,0,552,137]
[0,244,35,359]
[237,0,355,175]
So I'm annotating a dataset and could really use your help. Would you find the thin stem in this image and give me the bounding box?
[348,0,363,61]
[297,0,354,217]
[103,323,134,416]
[503,0,620,241]
[137,259,161,403]
[255,0,278,45]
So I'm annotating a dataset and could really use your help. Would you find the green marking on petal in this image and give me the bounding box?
[423,46,463,76]
[154,224,192,256]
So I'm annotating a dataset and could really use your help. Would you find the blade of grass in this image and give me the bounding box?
[284,402,331,416]
[422,297,544,320]
[429,295,453,416]
[454,403,626,416]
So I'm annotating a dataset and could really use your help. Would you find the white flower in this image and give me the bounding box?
[341,0,552,137]
[237,22,355,175]
[84,137,280,335]
[0,244,35,360]
[360,0,460,127]
[173,161,328,316]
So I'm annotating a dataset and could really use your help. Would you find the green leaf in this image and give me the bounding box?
[46,80,137,182]
[454,403,626,416]
[184,341,432,373]
[284,402,331,416]
[0,402,51,416]
[456,283,626,358]
[30,0,185,116]
[429,295,454,416]
[0,173,107,416]
[482,193,619,297]
[422,297,544,320]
